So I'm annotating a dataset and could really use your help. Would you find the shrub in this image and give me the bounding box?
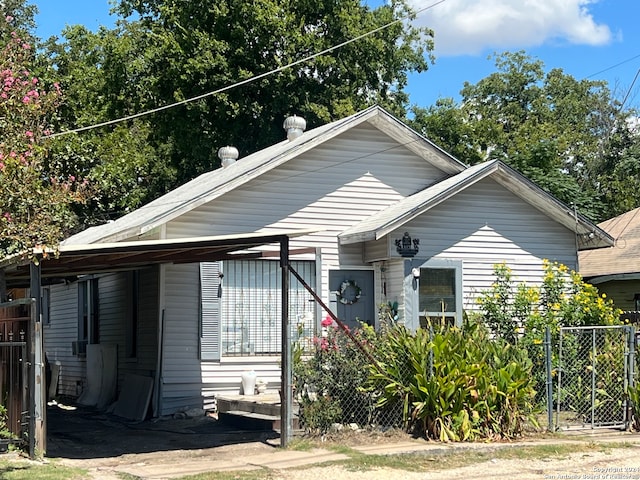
[0,404,12,439]
[367,321,538,441]
[293,320,379,433]
[477,260,625,423]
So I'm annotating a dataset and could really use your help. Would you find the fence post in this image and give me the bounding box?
[544,326,553,431]
[626,326,635,430]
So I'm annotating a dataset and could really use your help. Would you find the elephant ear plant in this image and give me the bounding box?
[627,383,640,432]
[366,321,539,441]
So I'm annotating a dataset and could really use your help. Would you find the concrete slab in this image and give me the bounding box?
[112,448,348,479]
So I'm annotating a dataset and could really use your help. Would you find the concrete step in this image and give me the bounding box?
[217,394,299,417]
[217,410,299,431]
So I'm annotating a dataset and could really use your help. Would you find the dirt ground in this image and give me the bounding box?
[40,401,640,479]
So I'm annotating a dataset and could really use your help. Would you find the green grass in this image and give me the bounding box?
[0,457,86,480]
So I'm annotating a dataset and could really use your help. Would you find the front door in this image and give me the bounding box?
[328,270,374,331]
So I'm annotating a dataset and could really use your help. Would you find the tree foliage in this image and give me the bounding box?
[42,0,433,221]
[0,10,88,258]
[410,51,640,221]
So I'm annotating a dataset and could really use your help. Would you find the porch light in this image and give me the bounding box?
[396,232,419,258]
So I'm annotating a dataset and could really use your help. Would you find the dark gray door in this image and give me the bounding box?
[329,270,374,331]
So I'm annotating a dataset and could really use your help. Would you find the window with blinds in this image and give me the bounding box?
[200,259,316,359]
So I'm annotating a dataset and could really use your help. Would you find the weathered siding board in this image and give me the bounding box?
[44,282,84,397]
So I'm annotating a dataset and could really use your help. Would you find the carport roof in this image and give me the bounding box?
[1,230,317,287]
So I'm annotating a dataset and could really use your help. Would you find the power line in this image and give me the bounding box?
[47,0,446,139]
[618,67,640,111]
[586,53,640,79]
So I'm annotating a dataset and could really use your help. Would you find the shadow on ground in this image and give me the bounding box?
[46,401,279,460]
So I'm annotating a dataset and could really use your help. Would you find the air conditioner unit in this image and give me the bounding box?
[71,340,87,356]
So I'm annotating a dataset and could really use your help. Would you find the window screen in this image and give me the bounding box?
[218,259,316,356]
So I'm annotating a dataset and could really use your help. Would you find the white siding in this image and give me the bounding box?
[98,271,159,388]
[161,263,211,415]
[166,124,446,303]
[375,178,577,311]
[45,270,159,403]
[161,262,307,415]
[44,282,84,397]
[158,124,451,413]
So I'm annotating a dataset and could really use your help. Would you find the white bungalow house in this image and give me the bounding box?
[13,106,613,417]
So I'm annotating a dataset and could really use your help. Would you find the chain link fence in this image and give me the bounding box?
[555,326,633,430]
[292,320,636,436]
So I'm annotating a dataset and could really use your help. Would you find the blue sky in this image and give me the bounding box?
[34,0,640,110]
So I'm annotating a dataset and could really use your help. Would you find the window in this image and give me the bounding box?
[200,259,316,358]
[78,278,99,346]
[416,260,463,327]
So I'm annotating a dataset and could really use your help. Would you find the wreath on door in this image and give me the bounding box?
[337,280,362,305]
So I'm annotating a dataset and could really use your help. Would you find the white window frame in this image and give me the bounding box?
[408,258,463,328]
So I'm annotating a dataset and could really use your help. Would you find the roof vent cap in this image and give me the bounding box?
[218,146,239,168]
[283,115,306,141]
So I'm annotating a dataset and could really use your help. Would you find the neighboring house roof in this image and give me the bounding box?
[63,106,466,246]
[339,160,614,250]
[579,207,640,279]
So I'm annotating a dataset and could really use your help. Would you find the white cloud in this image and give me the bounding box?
[409,0,613,56]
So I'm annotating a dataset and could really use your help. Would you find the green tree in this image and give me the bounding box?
[410,51,639,221]
[43,0,433,221]
[0,10,88,259]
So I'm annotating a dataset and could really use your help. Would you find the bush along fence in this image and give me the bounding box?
[292,261,638,440]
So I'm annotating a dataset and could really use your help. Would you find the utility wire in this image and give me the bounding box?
[586,53,640,79]
[618,67,640,111]
[47,0,446,139]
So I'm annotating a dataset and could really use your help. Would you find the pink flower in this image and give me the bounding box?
[321,316,335,327]
[0,93,6,99]
[25,130,33,138]
[6,15,14,22]
[69,175,76,182]
[22,96,30,104]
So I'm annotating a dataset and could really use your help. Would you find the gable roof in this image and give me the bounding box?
[64,106,466,246]
[338,160,614,250]
[579,207,640,278]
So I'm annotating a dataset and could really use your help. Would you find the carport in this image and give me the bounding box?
[0,230,310,457]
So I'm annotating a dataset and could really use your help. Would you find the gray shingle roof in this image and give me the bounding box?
[63,106,466,245]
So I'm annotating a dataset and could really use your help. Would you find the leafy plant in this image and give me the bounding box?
[0,404,11,439]
[627,382,640,432]
[477,261,626,424]
[293,320,379,433]
[367,321,538,441]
